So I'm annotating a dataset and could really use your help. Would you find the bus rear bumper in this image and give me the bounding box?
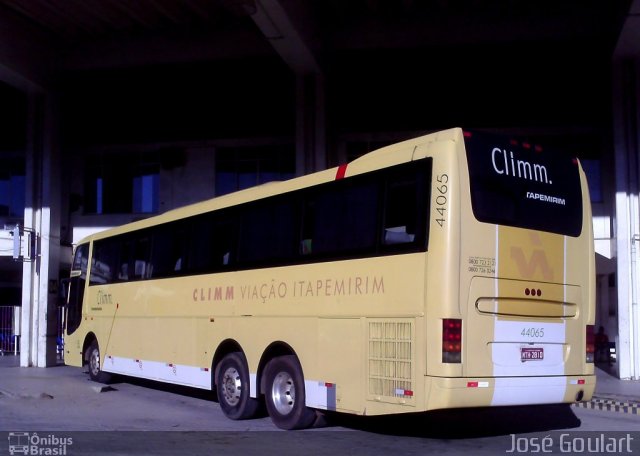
[426,375,596,410]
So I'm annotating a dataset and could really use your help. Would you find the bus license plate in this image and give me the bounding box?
[521,347,544,361]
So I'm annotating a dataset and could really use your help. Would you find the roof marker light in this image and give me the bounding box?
[335,164,348,180]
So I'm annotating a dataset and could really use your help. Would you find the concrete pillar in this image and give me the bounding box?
[20,91,60,367]
[295,73,326,175]
[612,60,640,380]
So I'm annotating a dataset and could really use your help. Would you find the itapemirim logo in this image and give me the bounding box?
[8,432,73,455]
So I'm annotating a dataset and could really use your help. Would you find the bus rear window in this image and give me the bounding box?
[464,131,583,237]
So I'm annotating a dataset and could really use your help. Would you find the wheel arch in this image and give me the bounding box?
[82,332,98,364]
[211,339,245,390]
[257,341,299,396]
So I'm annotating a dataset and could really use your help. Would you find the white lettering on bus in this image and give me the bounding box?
[491,147,551,184]
[526,192,566,206]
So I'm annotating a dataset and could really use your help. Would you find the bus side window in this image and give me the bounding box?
[149,221,188,278]
[239,198,297,265]
[383,175,418,245]
[311,178,378,255]
[118,240,131,281]
[90,240,117,285]
[300,199,315,255]
[188,213,237,273]
[133,235,151,279]
[211,219,236,268]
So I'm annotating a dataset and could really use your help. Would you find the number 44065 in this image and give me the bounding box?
[435,174,448,227]
[521,327,544,338]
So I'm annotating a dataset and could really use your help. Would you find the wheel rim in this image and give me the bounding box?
[221,366,242,407]
[89,348,100,377]
[271,371,295,415]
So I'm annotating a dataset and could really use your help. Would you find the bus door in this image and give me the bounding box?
[66,244,89,338]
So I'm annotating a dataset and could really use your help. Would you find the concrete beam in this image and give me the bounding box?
[615,0,640,59]
[0,3,57,91]
[61,26,273,71]
[249,0,320,75]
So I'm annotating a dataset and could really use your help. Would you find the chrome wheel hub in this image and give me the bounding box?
[221,367,242,406]
[271,371,295,415]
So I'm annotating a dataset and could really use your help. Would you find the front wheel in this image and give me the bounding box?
[264,355,316,430]
[216,352,260,420]
[86,340,112,384]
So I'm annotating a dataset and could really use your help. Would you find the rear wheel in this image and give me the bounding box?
[264,355,316,430]
[86,340,112,384]
[216,352,260,420]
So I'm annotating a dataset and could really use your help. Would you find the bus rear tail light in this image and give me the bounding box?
[586,325,595,363]
[442,319,462,363]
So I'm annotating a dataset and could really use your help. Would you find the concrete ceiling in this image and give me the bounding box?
[0,0,636,152]
[0,0,633,91]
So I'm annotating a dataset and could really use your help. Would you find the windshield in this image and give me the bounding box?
[464,131,583,237]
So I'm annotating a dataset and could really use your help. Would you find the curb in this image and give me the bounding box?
[573,397,640,415]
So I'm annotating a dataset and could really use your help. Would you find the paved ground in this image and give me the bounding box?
[1,355,639,455]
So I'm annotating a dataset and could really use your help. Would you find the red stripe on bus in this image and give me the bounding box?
[336,164,348,180]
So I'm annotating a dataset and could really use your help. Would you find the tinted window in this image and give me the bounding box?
[151,221,189,278]
[239,197,298,265]
[189,214,237,273]
[303,178,378,256]
[465,131,583,237]
[382,162,430,249]
[90,239,118,285]
[88,158,432,285]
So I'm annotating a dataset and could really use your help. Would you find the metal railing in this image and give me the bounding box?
[1,305,65,360]
[57,306,65,361]
[0,306,19,356]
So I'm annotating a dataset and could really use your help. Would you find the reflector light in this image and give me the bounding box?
[467,381,478,388]
[442,319,462,363]
[578,379,585,385]
[395,388,414,397]
[335,164,348,180]
[586,325,595,363]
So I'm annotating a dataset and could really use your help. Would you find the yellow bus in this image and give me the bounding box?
[63,127,595,430]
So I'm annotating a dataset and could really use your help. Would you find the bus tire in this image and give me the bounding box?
[216,352,260,420]
[264,355,316,430]
[86,340,112,384]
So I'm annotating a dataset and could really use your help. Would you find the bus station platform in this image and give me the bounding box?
[573,364,640,414]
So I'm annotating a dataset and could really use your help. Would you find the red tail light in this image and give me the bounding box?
[586,325,595,363]
[443,319,462,363]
